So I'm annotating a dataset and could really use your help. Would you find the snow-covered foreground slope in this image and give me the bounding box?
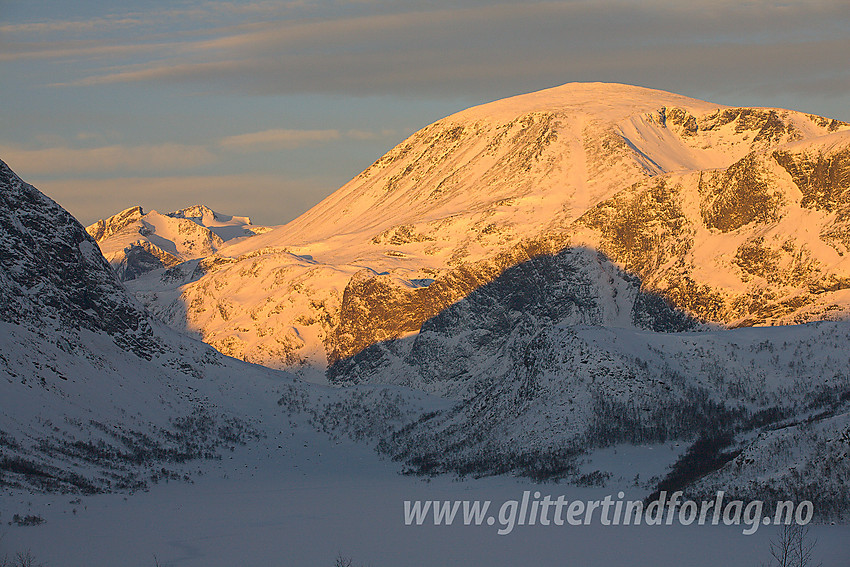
[127,83,850,375]
[0,158,274,493]
[86,204,271,281]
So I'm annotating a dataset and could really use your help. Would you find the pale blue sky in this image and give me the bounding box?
[2,0,849,226]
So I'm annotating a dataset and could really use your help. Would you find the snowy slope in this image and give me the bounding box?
[86,204,271,281]
[688,408,850,520]
[0,159,283,492]
[326,246,850,515]
[0,159,429,495]
[128,83,850,375]
[571,129,850,326]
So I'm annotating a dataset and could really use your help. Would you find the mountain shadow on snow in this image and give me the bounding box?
[328,245,699,387]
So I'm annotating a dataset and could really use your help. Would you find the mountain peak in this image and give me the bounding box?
[450,82,722,123]
[225,82,839,260]
[87,203,269,281]
[86,205,144,242]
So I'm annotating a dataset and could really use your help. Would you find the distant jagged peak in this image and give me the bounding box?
[85,202,269,281]
[169,204,217,220]
[167,204,252,227]
[86,205,145,242]
[88,204,257,244]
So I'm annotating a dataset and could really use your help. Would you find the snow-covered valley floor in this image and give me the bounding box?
[4,430,848,567]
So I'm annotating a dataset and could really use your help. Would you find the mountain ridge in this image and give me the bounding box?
[101,83,850,375]
[86,204,271,281]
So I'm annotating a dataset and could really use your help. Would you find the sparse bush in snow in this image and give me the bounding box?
[765,524,822,567]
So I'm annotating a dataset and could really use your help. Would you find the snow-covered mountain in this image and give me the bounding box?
[126,83,850,376]
[94,82,850,515]
[86,204,270,281]
[571,129,850,326]
[3,74,850,520]
[326,243,850,516]
[0,160,424,495]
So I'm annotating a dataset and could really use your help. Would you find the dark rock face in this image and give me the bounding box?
[326,237,574,364]
[371,224,435,245]
[660,106,699,135]
[0,160,159,358]
[85,205,144,242]
[117,241,181,281]
[579,178,690,274]
[699,108,800,144]
[774,147,850,212]
[700,153,783,232]
[328,266,487,364]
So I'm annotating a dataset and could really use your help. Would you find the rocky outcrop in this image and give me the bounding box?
[85,205,144,241]
[328,246,698,389]
[574,133,850,326]
[117,240,182,281]
[773,146,850,212]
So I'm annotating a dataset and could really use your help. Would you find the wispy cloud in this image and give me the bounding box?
[0,17,143,34]
[0,41,178,62]
[218,128,396,152]
[0,126,395,177]
[0,1,301,61]
[219,129,342,151]
[346,129,396,141]
[0,1,302,36]
[18,0,846,101]
[0,143,217,175]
